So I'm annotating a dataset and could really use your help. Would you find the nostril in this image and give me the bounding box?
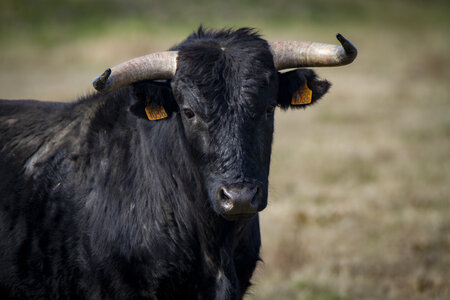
[219,188,230,200]
[219,187,234,211]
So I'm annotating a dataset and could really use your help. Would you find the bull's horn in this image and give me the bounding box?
[93,51,178,92]
[270,33,357,70]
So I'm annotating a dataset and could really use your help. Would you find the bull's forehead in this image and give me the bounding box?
[174,42,277,119]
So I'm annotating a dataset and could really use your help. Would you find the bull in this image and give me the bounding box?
[0,27,356,299]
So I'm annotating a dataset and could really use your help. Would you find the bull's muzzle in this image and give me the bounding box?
[217,183,267,219]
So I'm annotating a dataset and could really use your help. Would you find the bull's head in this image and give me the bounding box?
[93,28,357,221]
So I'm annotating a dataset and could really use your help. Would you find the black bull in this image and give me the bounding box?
[0,28,354,299]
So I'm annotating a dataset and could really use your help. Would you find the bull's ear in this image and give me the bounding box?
[130,80,178,120]
[277,69,331,110]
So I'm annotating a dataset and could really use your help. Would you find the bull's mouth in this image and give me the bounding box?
[221,212,258,222]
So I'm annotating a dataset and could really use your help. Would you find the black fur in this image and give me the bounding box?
[0,27,330,299]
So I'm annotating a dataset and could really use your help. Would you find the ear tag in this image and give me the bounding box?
[291,81,312,105]
[145,100,168,121]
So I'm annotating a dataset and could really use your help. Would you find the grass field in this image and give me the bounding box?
[1,1,449,299]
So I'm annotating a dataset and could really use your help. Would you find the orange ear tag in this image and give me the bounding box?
[291,81,312,105]
[145,102,168,121]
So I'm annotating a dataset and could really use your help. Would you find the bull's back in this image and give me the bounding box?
[0,99,88,298]
[1,99,73,161]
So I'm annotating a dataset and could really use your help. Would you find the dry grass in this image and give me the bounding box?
[251,29,450,300]
[1,18,449,300]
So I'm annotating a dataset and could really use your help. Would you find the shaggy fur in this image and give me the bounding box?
[0,27,330,299]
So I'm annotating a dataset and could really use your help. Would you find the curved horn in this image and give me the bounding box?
[270,33,357,70]
[93,51,178,92]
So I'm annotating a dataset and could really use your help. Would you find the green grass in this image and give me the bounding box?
[1,0,449,46]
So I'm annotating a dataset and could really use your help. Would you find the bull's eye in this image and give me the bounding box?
[183,108,195,119]
[266,106,275,117]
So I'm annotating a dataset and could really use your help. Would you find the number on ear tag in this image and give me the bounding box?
[145,102,168,121]
[291,81,312,105]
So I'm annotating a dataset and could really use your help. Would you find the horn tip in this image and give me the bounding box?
[93,68,112,92]
[336,33,358,64]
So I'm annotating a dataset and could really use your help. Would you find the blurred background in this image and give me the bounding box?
[1,0,449,299]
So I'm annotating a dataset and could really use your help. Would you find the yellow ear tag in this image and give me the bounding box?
[291,81,312,105]
[145,101,168,121]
